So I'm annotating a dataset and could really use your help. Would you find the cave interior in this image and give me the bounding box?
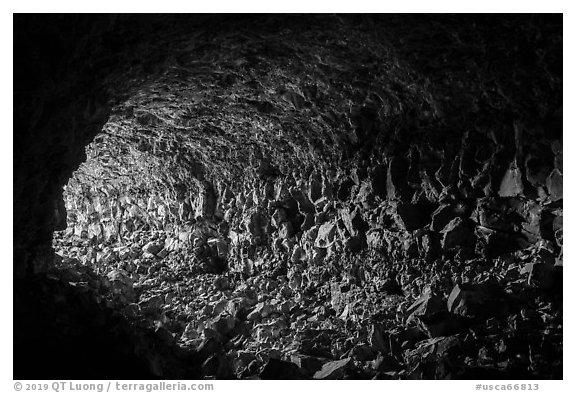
[13,14,563,380]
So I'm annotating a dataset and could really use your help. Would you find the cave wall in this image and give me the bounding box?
[15,14,562,279]
[14,15,218,277]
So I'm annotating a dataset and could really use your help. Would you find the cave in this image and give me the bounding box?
[13,14,563,380]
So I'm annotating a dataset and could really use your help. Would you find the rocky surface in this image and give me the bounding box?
[15,15,562,379]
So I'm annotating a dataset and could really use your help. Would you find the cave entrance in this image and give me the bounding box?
[51,116,234,350]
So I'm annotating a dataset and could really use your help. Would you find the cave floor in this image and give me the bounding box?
[49,227,562,380]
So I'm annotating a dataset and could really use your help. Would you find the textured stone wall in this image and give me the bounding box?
[15,14,562,277]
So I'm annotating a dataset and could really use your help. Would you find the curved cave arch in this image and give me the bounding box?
[14,14,562,380]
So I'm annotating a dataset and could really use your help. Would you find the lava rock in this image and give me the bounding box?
[404,293,446,323]
[441,217,476,252]
[431,204,455,232]
[259,358,305,379]
[207,314,237,338]
[387,157,410,200]
[522,263,562,292]
[290,355,324,376]
[498,160,524,197]
[142,241,163,255]
[138,294,164,315]
[447,283,507,319]
[315,221,337,248]
[313,357,352,380]
[546,169,562,201]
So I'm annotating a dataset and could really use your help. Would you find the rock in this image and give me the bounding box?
[350,344,378,361]
[339,207,368,237]
[379,278,403,296]
[520,201,543,243]
[142,241,163,255]
[441,217,476,252]
[290,246,307,263]
[290,355,324,375]
[525,152,553,187]
[196,337,224,362]
[371,353,402,373]
[203,255,227,274]
[431,204,455,232]
[447,283,506,319]
[355,180,377,209]
[498,159,524,197]
[390,326,427,354]
[300,213,315,231]
[522,263,562,292]
[404,293,446,323]
[311,247,327,264]
[315,221,337,248]
[368,324,389,353]
[156,248,169,258]
[247,302,275,321]
[207,238,229,258]
[213,276,230,291]
[207,314,237,337]
[181,322,199,341]
[546,168,562,201]
[330,282,345,314]
[387,157,410,200]
[474,197,519,232]
[308,172,323,203]
[231,351,257,375]
[394,202,433,231]
[416,311,469,338]
[552,214,563,252]
[138,294,164,314]
[313,357,352,379]
[337,178,356,201]
[554,150,563,173]
[407,336,462,360]
[260,358,305,379]
[366,230,390,250]
[278,221,294,239]
[105,269,135,301]
[201,354,232,378]
[344,236,364,253]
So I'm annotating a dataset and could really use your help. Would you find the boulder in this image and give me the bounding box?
[315,221,337,248]
[431,204,455,232]
[142,241,163,255]
[339,207,368,237]
[441,218,476,252]
[207,314,237,338]
[447,283,506,319]
[313,357,352,380]
[290,355,323,376]
[355,179,378,209]
[546,168,562,201]
[368,324,389,353]
[498,159,524,197]
[404,293,446,323]
[278,221,294,239]
[522,262,562,292]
